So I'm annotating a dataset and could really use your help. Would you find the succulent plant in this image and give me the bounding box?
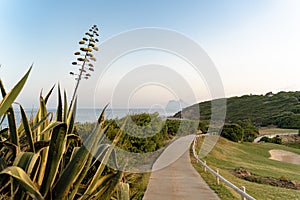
[0,25,130,200]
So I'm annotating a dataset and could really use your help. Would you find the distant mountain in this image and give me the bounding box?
[174,91,300,129]
[165,99,188,113]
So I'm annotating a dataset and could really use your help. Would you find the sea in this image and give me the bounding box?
[0,108,177,127]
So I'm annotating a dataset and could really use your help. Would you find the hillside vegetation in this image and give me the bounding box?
[175,91,300,129]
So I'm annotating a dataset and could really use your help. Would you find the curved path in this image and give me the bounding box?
[143,135,220,200]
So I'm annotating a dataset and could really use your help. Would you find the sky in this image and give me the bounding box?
[0,0,300,109]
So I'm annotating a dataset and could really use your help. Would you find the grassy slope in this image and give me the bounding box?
[192,137,300,200]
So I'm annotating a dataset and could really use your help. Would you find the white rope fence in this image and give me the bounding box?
[192,135,256,200]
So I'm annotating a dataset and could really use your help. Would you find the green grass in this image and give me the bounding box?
[259,127,298,135]
[191,137,300,200]
[284,142,300,149]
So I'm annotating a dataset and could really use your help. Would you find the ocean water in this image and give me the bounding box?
[0,108,177,127]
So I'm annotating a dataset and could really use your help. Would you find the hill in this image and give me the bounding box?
[174,91,300,129]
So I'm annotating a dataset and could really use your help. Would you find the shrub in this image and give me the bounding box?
[221,124,244,142]
[237,120,259,142]
[259,135,282,144]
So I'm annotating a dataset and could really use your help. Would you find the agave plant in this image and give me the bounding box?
[0,25,129,200]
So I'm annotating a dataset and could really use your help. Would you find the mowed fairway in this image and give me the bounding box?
[259,127,298,135]
[192,137,300,200]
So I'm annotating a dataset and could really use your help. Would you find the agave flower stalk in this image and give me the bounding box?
[69,25,99,109]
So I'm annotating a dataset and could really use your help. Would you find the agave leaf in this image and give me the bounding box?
[0,166,43,200]
[0,114,5,126]
[68,126,109,200]
[19,104,35,152]
[66,97,77,134]
[34,140,50,153]
[82,118,127,198]
[0,157,7,171]
[117,182,130,200]
[39,121,64,137]
[1,141,18,164]
[80,173,115,199]
[52,108,108,200]
[17,112,52,142]
[0,128,8,137]
[0,66,32,117]
[99,104,109,127]
[31,112,53,131]
[12,152,41,199]
[0,81,18,146]
[40,123,67,196]
[44,84,55,105]
[94,171,123,200]
[67,134,81,143]
[51,143,89,199]
[36,96,50,186]
[90,144,110,168]
[38,95,49,140]
[63,90,68,123]
[65,134,81,155]
[56,84,63,122]
[69,146,80,161]
[67,148,95,200]
[31,85,55,133]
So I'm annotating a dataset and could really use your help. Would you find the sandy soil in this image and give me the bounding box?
[269,149,300,165]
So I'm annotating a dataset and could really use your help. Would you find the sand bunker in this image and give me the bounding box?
[269,149,300,165]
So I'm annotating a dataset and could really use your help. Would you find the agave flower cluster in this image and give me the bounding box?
[69,25,99,105]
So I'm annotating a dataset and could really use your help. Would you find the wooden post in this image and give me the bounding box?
[241,186,246,200]
[216,169,220,185]
[203,160,207,172]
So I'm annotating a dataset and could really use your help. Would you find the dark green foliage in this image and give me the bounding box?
[221,124,244,142]
[175,91,300,129]
[198,120,209,134]
[105,113,169,153]
[75,113,202,154]
[236,120,259,142]
[259,136,282,144]
[130,113,152,126]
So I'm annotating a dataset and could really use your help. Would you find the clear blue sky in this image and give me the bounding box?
[1,0,300,108]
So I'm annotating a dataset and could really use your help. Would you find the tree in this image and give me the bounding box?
[221,124,244,142]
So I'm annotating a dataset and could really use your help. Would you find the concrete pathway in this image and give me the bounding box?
[143,135,220,200]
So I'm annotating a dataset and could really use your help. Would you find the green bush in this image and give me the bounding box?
[221,124,244,142]
[237,120,259,142]
[259,136,282,144]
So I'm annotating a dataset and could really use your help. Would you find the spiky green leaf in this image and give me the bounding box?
[0,166,43,200]
[0,66,32,117]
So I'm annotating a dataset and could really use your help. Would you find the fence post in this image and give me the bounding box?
[203,160,207,172]
[216,169,220,185]
[241,186,246,200]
